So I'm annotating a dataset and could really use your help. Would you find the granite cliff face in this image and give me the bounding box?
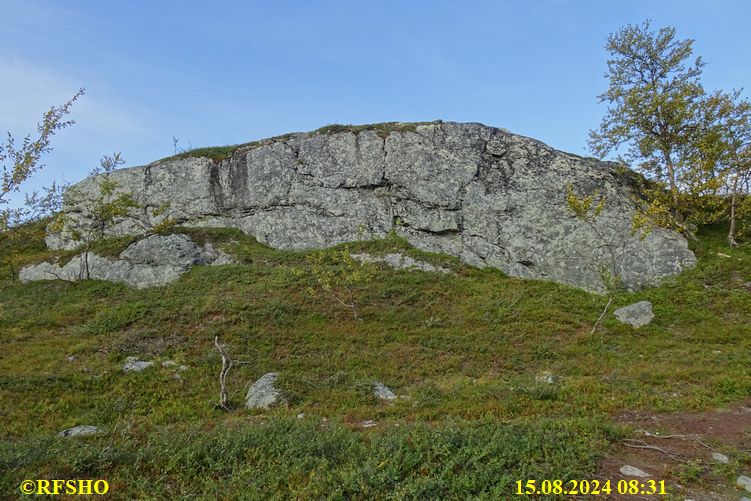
[45,121,696,292]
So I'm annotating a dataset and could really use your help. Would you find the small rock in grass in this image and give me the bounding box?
[123,356,154,372]
[711,452,729,464]
[373,381,397,400]
[738,475,751,492]
[162,360,189,371]
[361,420,377,428]
[66,355,76,362]
[58,425,100,437]
[613,301,654,328]
[245,373,286,409]
[297,413,305,419]
[535,371,557,384]
[620,465,649,477]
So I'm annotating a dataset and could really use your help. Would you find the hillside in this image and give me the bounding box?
[1,220,750,499]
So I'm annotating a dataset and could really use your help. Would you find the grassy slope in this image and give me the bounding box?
[0,224,749,499]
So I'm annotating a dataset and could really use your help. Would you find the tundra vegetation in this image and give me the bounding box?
[1,21,750,501]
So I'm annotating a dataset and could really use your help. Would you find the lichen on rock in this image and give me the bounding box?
[20,234,233,289]
[44,121,696,293]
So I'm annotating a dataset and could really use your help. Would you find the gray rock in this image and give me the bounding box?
[245,373,286,409]
[361,419,377,428]
[58,425,100,437]
[711,452,729,463]
[535,371,557,384]
[44,122,696,293]
[123,356,154,372]
[619,465,650,477]
[351,253,450,273]
[738,475,751,492]
[373,381,397,400]
[740,497,751,501]
[614,301,654,328]
[20,234,231,289]
[162,360,178,368]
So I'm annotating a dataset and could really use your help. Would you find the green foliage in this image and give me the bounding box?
[159,122,438,164]
[590,20,751,243]
[565,184,623,332]
[565,184,605,223]
[313,121,433,138]
[0,418,614,499]
[1,224,750,496]
[297,247,377,321]
[0,89,84,232]
[589,20,705,185]
[59,154,138,253]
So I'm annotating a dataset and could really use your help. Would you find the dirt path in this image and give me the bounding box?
[597,401,751,500]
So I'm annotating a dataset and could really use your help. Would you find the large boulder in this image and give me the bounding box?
[45,122,696,292]
[20,234,232,289]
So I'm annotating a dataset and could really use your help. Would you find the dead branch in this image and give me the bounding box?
[623,438,685,462]
[214,335,232,410]
[214,335,252,410]
[637,429,718,451]
[44,269,77,284]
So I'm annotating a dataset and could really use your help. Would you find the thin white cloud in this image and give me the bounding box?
[0,52,156,138]
[0,52,170,210]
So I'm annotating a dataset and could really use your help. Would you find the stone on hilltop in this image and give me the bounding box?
[58,425,100,437]
[373,381,397,400]
[613,301,654,328]
[123,357,154,372]
[619,465,649,478]
[245,373,286,409]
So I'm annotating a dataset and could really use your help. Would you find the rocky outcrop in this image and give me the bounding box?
[20,234,232,289]
[45,122,696,292]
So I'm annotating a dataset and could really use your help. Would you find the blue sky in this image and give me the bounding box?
[2,0,750,206]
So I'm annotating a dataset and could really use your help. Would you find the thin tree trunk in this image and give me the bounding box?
[728,176,739,247]
[663,152,680,218]
[591,290,616,335]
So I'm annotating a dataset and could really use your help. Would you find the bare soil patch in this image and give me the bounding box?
[598,401,751,500]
